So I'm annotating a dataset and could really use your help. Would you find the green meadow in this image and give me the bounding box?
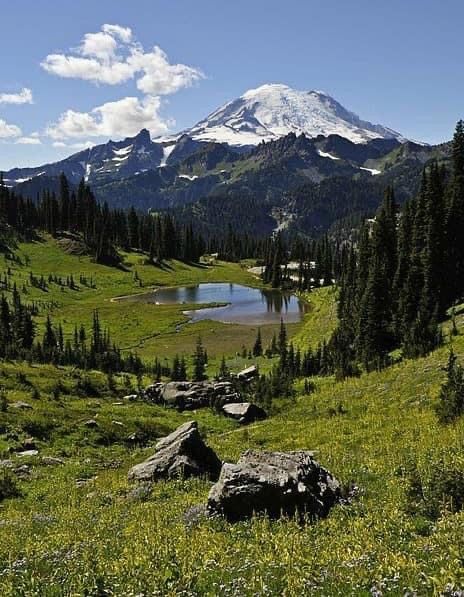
[0,237,464,595]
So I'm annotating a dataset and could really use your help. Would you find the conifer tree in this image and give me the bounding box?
[192,336,207,381]
[252,328,263,357]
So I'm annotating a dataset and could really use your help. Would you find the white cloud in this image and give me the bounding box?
[16,136,41,145]
[46,96,170,140]
[130,46,203,96]
[0,88,33,105]
[41,24,203,93]
[0,119,22,138]
[53,140,95,150]
[102,24,132,43]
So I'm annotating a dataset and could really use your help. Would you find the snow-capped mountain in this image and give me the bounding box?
[184,84,405,146]
[4,83,407,188]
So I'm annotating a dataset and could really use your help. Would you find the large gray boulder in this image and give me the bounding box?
[207,450,341,522]
[128,421,221,483]
[222,402,267,424]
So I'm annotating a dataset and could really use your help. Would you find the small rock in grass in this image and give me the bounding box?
[83,419,98,428]
[16,450,39,458]
[11,401,33,410]
[41,457,64,466]
[75,476,97,488]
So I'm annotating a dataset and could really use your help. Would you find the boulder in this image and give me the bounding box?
[207,450,341,522]
[222,402,267,424]
[128,421,222,483]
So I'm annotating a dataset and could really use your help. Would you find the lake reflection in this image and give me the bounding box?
[128,283,307,325]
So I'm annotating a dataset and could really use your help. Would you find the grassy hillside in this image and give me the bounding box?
[1,251,464,594]
[0,255,464,596]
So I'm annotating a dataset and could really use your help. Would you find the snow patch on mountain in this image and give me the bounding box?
[160,143,176,167]
[178,174,199,181]
[360,166,381,175]
[318,150,340,160]
[113,145,133,157]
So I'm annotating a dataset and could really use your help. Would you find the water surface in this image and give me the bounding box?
[127,283,307,325]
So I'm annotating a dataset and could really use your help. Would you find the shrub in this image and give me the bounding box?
[405,451,464,520]
[75,375,101,397]
[21,415,58,440]
[0,388,7,412]
[0,470,21,501]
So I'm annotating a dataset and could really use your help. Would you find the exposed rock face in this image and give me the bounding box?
[143,381,241,411]
[222,402,267,424]
[207,450,341,522]
[128,421,222,483]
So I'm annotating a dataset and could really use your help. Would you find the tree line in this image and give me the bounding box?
[327,121,464,376]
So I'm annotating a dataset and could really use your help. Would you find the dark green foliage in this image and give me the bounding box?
[405,453,464,521]
[0,471,21,501]
[171,355,187,381]
[192,337,207,381]
[0,387,7,412]
[329,121,464,375]
[252,328,263,357]
[0,175,207,265]
[217,355,230,380]
[435,350,464,424]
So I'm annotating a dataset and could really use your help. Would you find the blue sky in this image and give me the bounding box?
[0,0,462,169]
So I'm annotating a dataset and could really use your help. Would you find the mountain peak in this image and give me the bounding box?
[135,128,151,143]
[187,84,405,146]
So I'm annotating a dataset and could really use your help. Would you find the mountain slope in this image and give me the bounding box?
[4,129,164,187]
[4,83,409,190]
[185,84,406,146]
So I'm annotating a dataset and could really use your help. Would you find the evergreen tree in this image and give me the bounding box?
[435,350,464,423]
[252,328,263,357]
[192,336,207,381]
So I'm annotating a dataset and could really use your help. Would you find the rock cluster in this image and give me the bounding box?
[129,422,342,523]
[143,380,242,411]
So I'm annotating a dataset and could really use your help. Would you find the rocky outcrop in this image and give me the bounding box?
[128,421,221,483]
[207,450,341,522]
[222,402,267,424]
[143,381,241,411]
